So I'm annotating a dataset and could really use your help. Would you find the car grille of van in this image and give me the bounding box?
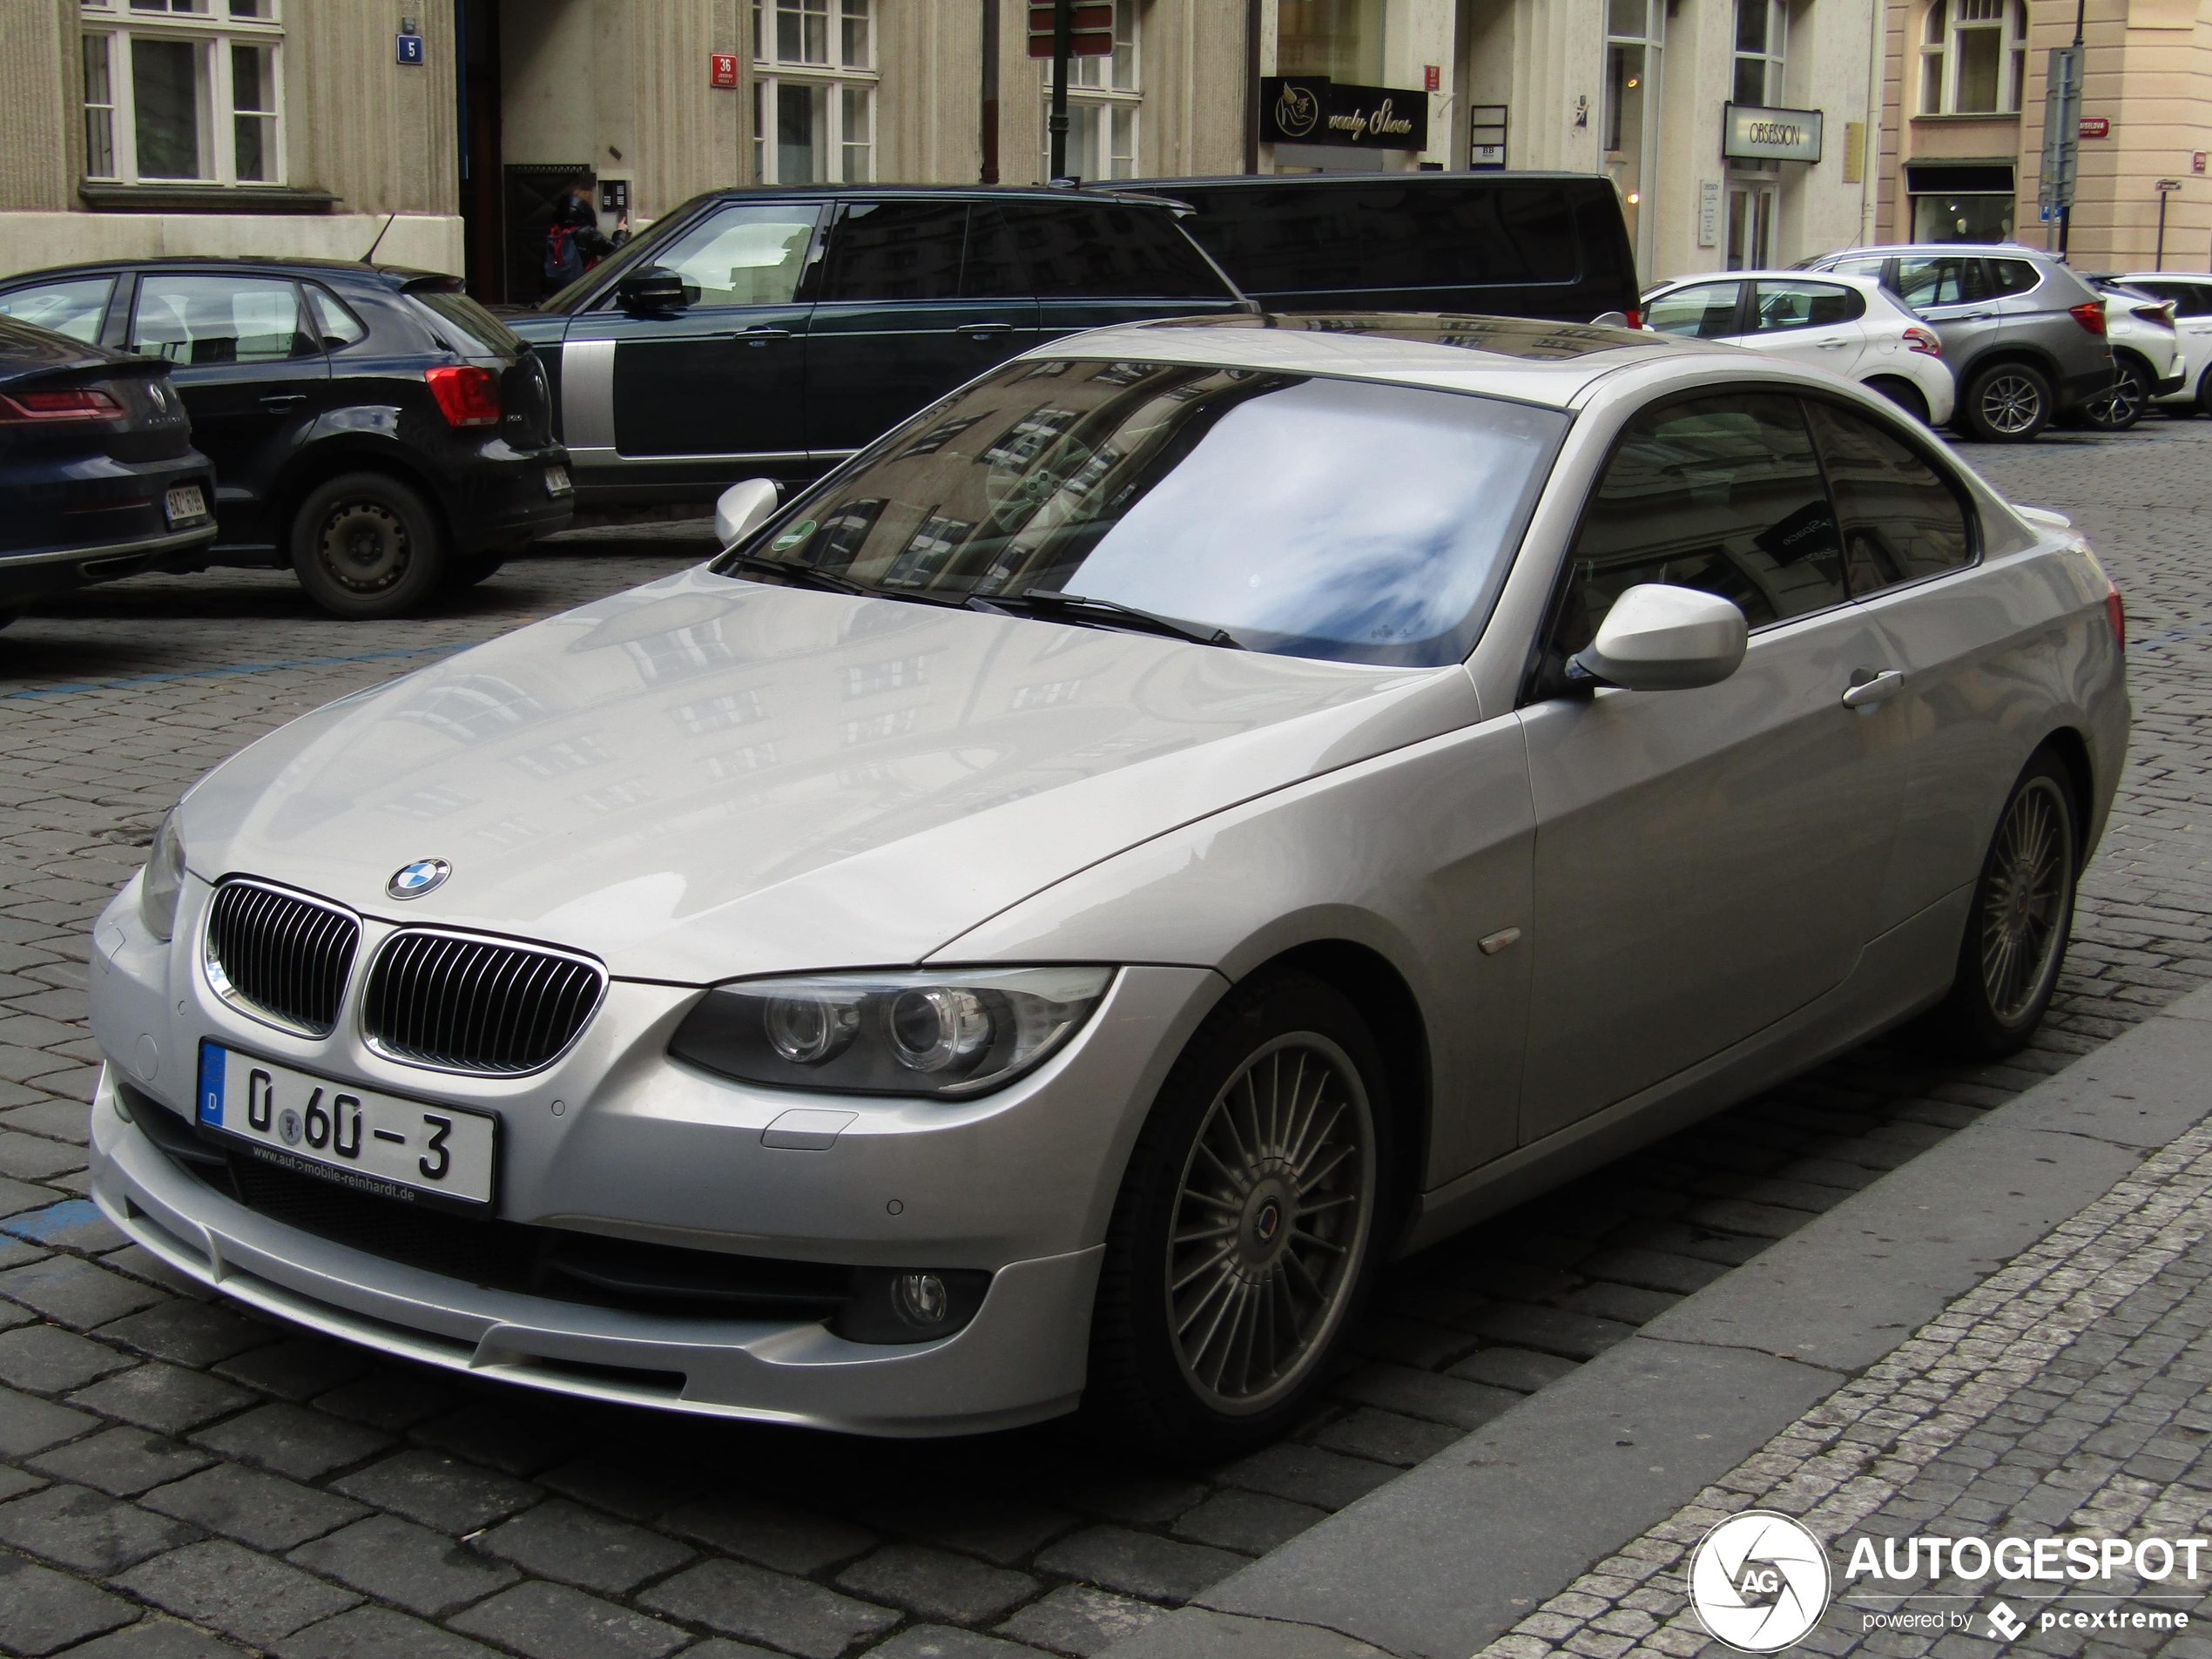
[204,880,361,1038]
[362,930,604,1075]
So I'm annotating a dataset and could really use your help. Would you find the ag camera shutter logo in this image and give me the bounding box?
[1690,1511,1833,1652]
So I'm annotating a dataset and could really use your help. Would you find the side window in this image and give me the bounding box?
[304,286,368,350]
[1006,202,1226,299]
[1645,281,1743,338]
[0,277,115,344]
[1894,256,1991,308]
[819,201,968,303]
[960,204,1027,300]
[1802,401,1976,595]
[647,204,822,308]
[1988,260,2042,296]
[1831,257,1888,280]
[1544,394,1844,675]
[1175,188,1363,293]
[1750,280,1865,333]
[1354,185,1578,287]
[129,275,316,364]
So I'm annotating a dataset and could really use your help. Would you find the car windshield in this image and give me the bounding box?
[713,358,1569,667]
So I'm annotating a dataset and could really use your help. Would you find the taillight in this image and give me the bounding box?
[0,387,125,423]
[1624,307,1642,330]
[2070,301,2108,335]
[1905,326,1943,357]
[425,364,501,428]
[2107,590,2126,651]
[2132,302,2177,329]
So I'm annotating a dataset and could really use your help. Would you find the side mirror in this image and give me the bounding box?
[617,267,690,314]
[1570,583,1747,691]
[714,477,779,547]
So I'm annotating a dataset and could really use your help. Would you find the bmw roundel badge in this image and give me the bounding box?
[388,858,450,900]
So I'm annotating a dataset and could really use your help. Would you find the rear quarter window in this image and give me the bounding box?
[1180,183,1580,294]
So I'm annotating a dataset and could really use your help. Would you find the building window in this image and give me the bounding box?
[1043,3,1138,181]
[1277,0,1384,83]
[1604,0,1662,277]
[1920,0,2027,115]
[752,0,874,184]
[77,0,284,185]
[1732,0,1785,105]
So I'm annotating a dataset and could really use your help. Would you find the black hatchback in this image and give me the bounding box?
[505,185,1247,505]
[0,260,573,619]
[0,314,215,624]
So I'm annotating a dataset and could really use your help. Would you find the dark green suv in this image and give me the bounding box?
[506,185,1245,506]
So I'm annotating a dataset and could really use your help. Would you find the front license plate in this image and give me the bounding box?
[196,1043,496,1211]
[544,464,572,496]
[164,484,206,525]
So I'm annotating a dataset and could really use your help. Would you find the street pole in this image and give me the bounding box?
[2059,0,2086,255]
[981,0,1000,184]
[2157,188,2169,269]
[1049,0,1072,182]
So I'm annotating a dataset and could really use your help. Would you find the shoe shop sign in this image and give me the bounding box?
[1262,77,1428,152]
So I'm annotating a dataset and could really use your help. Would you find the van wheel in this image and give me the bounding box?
[1916,751,2079,1059]
[1865,377,1930,425]
[1959,362,2054,442]
[2080,361,2151,432]
[290,472,446,620]
[1084,973,1392,1458]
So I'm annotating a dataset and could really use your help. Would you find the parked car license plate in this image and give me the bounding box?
[544,465,571,496]
[164,484,206,525]
[196,1043,496,1210]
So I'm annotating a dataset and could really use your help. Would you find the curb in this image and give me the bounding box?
[1103,982,2212,1659]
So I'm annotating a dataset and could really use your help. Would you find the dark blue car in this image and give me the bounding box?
[0,313,215,627]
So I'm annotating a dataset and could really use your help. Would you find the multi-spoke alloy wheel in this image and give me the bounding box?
[2082,364,2149,433]
[1919,752,2079,1058]
[1167,1035,1374,1413]
[1979,775,2070,1024]
[1978,373,2045,436]
[1087,973,1392,1454]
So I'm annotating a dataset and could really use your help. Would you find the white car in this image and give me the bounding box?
[2073,276,2185,430]
[2114,272,2212,416]
[1642,270,1955,427]
[84,315,2127,1453]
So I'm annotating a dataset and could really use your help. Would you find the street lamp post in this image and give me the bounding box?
[2059,0,2086,254]
[1048,0,1073,183]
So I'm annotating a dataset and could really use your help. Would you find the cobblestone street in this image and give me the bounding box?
[0,418,2206,1659]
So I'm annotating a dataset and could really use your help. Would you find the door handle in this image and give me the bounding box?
[734,327,791,345]
[259,394,304,411]
[959,322,1015,335]
[1841,669,1905,708]
[1815,340,1851,349]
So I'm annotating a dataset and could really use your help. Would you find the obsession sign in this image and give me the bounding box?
[1261,76,1430,151]
[1723,101,1824,163]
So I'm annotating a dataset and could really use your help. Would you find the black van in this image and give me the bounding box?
[1136,173,1640,327]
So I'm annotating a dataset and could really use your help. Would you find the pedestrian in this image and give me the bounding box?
[543,174,628,297]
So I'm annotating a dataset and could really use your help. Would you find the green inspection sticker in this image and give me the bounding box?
[770,519,816,552]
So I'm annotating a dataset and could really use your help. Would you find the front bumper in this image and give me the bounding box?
[88,873,1221,1433]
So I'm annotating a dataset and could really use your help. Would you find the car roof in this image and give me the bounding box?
[1650,269,1887,288]
[0,255,444,290]
[1813,244,2056,260]
[1014,311,1734,408]
[2121,270,2212,280]
[1130,172,1606,188]
[698,183,1186,206]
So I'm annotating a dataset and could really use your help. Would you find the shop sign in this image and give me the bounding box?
[1262,77,1429,151]
[1723,102,1823,163]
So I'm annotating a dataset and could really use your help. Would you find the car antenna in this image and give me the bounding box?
[361,212,397,265]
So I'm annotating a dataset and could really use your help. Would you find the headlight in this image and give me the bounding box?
[139,810,186,942]
[669,967,1114,1098]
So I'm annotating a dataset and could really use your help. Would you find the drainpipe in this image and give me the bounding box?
[981,0,1000,183]
[1245,0,1262,172]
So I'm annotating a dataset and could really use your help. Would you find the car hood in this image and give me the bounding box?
[179,568,1480,982]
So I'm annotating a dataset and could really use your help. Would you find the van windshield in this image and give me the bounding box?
[714,358,1568,667]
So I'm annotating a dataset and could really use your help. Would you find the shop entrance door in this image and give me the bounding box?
[1727,181,1777,270]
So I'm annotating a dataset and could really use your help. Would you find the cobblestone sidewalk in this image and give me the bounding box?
[0,421,2206,1657]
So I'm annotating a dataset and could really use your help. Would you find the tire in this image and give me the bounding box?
[2198,367,2212,417]
[288,472,446,620]
[1865,377,1930,426]
[1084,972,1394,1458]
[1958,361,2054,442]
[1917,750,2080,1059]
[442,554,505,590]
[2080,360,2151,432]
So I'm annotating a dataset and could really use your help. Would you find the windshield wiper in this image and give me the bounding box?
[968,590,1244,650]
[721,551,873,597]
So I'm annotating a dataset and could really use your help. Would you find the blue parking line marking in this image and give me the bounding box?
[0,1198,107,1243]
[3,644,463,702]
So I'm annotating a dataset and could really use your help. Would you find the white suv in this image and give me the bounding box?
[2114,272,2212,416]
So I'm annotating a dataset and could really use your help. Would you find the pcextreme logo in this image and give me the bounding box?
[1687,1514,2208,1652]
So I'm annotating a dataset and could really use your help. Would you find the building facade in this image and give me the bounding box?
[1873,0,2212,270]
[0,0,1888,299]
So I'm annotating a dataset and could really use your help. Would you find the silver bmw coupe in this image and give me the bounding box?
[86,315,2128,1454]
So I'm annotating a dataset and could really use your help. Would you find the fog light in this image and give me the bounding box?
[894,1271,948,1326]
